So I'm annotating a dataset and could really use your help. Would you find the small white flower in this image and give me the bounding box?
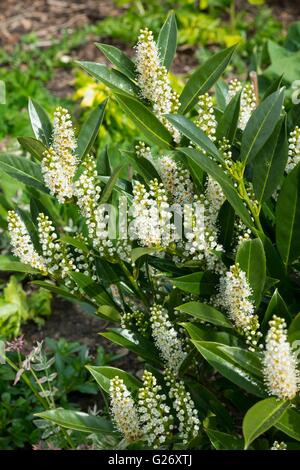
[263,315,300,401]
[158,155,194,205]
[135,28,180,142]
[7,210,47,272]
[150,304,187,373]
[218,263,261,349]
[109,376,143,442]
[138,370,173,448]
[197,93,217,141]
[227,79,256,130]
[41,107,78,203]
[271,441,287,450]
[286,126,300,174]
[165,368,200,444]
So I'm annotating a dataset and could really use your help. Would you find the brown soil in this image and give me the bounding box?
[22,297,142,373]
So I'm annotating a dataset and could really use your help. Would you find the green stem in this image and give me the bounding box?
[4,356,48,409]
[119,260,149,306]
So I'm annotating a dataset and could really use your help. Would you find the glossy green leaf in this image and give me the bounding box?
[240,90,284,165]
[180,147,253,227]
[115,94,173,148]
[77,100,107,158]
[171,272,218,295]
[87,366,141,394]
[276,164,300,265]
[217,200,235,251]
[157,11,177,70]
[183,323,238,346]
[101,328,162,366]
[275,408,300,441]
[252,118,288,203]
[262,288,291,333]
[193,340,265,397]
[28,99,52,146]
[0,257,39,274]
[179,45,236,114]
[35,408,114,434]
[97,305,121,323]
[31,281,82,302]
[243,398,290,449]
[100,164,125,203]
[96,44,136,80]
[206,429,244,450]
[236,238,266,307]
[131,247,162,263]
[0,155,48,193]
[60,235,90,254]
[166,114,222,161]
[17,136,46,162]
[176,301,232,328]
[68,272,113,306]
[216,91,241,143]
[77,61,139,96]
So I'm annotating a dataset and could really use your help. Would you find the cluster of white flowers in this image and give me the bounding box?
[7,210,47,272]
[227,79,256,130]
[109,376,143,442]
[42,107,78,203]
[135,141,153,161]
[219,263,261,350]
[37,213,74,278]
[130,179,176,248]
[165,368,200,445]
[138,370,173,448]
[205,176,225,224]
[121,309,149,337]
[263,315,300,401]
[135,28,180,142]
[271,441,287,450]
[183,195,224,273]
[286,126,300,174]
[150,304,187,373]
[235,218,252,248]
[158,155,194,205]
[74,155,130,260]
[197,93,217,141]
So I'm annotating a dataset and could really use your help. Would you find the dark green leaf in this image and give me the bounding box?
[180,147,253,227]
[171,272,218,295]
[115,94,173,148]
[35,408,114,434]
[176,301,232,328]
[77,100,107,158]
[179,45,237,114]
[96,44,136,80]
[68,272,113,306]
[157,11,177,70]
[166,114,222,161]
[261,289,291,333]
[77,61,140,96]
[206,428,243,450]
[275,408,300,441]
[243,398,289,449]
[100,164,125,203]
[17,136,46,162]
[0,155,48,193]
[240,90,284,165]
[87,366,141,393]
[28,99,52,146]
[252,118,288,203]
[193,340,265,397]
[276,164,300,265]
[216,91,241,143]
[236,238,266,308]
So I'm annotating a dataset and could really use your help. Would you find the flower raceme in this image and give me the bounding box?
[42,107,78,204]
[263,315,300,401]
[150,304,187,373]
[135,28,180,142]
[219,263,262,350]
[7,211,47,272]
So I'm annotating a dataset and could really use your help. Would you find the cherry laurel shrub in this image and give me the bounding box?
[1,12,300,450]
